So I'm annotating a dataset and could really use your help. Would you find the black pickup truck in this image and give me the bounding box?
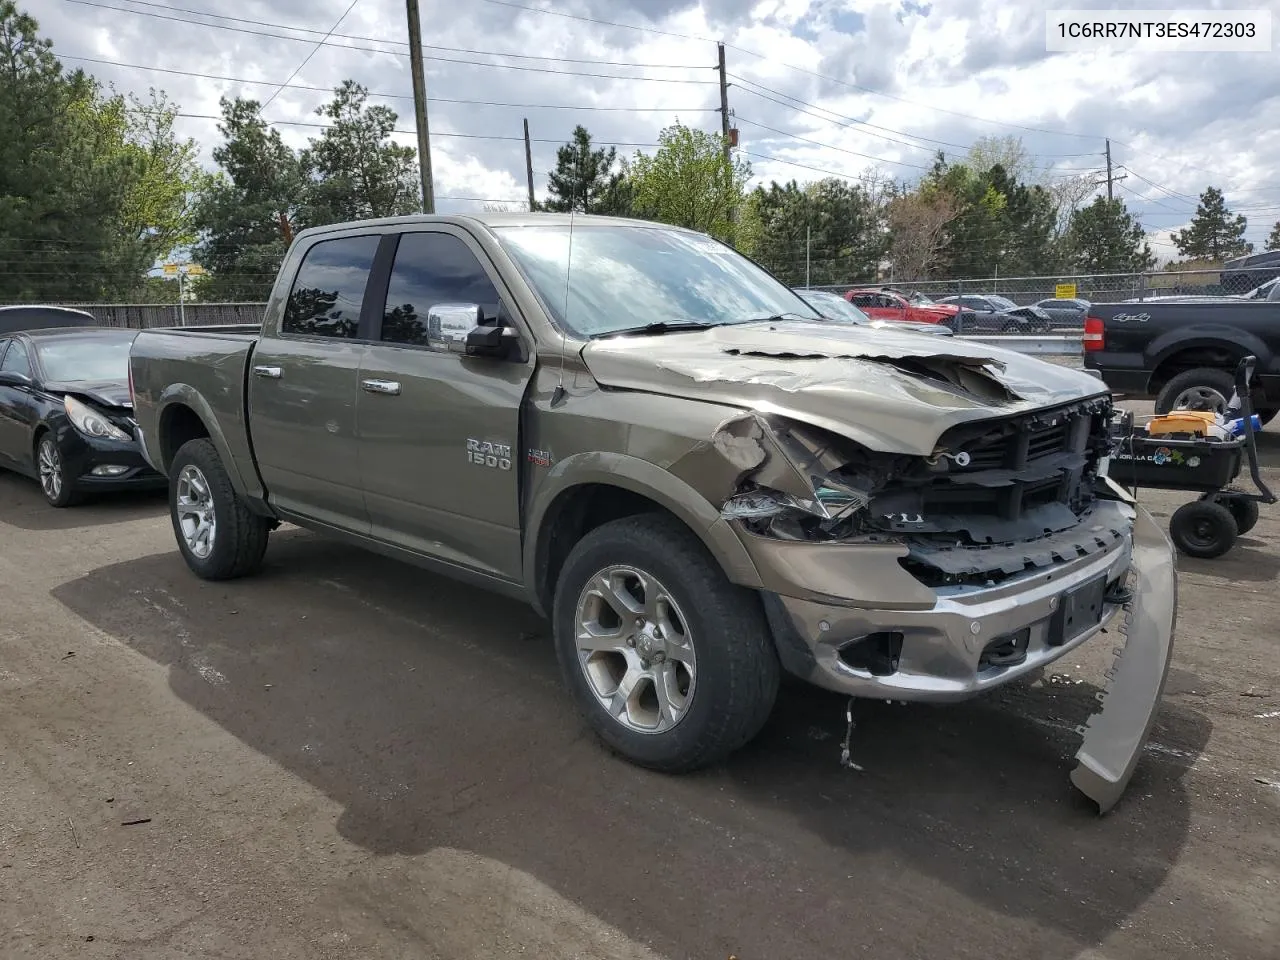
[1083,282,1280,423]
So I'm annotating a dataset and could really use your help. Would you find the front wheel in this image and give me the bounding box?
[169,438,271,580]
[36,433,82,507]
[552,514,780,772]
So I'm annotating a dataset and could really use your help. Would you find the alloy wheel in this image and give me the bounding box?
[175,464,217,559]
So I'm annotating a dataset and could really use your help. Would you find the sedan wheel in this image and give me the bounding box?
[36,435,80,507]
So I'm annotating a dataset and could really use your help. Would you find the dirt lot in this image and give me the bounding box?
[2,409,1278,960]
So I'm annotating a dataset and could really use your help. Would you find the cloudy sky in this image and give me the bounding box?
[31,0,1280,268]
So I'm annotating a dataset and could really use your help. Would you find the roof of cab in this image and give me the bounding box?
[291,211,698,243]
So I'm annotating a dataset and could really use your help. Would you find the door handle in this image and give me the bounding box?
[253,365,282,379]
[361,378,401,395]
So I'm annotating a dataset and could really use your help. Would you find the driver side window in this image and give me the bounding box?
[378,231,503,350]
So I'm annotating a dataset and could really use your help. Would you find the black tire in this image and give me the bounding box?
[552,513,780,772]
[168,438,271,580]
[1155,368,1237,415]
[1218,495,1260,536]
[35,432,83,508]
[1169,500,1238,559]
[1000,319,1027,334]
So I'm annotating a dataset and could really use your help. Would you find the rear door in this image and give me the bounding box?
[247,233,381,533]
[356,227,534,582]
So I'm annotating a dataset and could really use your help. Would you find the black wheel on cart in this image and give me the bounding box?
[1204,493,1261,536]
[1170,500,1238,559]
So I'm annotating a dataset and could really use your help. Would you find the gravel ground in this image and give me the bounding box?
[1,403,1277,960]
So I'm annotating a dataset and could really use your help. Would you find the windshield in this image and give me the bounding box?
[34,336,133,382]
[492,224,821,337]
[795,290,871,324]
[989,295,1018,309]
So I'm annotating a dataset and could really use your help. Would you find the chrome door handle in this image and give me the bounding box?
[253,365,282,379]
[361,378,401,395]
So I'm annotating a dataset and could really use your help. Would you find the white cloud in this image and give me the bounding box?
[30,0,1280,254]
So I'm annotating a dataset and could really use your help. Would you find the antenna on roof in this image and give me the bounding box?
[551,170,577,407]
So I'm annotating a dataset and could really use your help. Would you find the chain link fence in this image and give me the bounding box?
[809,265,1278,307]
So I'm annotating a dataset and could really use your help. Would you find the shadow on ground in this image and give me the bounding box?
[53,531,1213,960]
[0,470,166,531]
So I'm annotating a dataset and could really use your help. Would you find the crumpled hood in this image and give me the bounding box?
[581,320,1106,456]
[43,379,132,409]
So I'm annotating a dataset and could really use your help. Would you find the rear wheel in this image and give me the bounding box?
[552,514,780,772]
[36,433,82,508]
[1169,500,1238,559]
[1155,368,1236,416]
[1203,492,1261,536]
[169,438,271,580]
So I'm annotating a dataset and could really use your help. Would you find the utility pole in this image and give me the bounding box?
[717,43,731,167]
[405,0,434,213]
[523,118,536,212]
[1099,139,1127,201]
[1105,139,1113,201]
[805,225,811,289]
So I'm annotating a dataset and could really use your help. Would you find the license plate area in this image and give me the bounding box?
[1049,573,1108,647]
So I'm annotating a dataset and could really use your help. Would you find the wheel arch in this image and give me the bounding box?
[524,453,762,618]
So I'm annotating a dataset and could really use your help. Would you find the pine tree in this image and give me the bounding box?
[539,125,629,215]
[1066,197,1155,272]
[1267,220,1280,251]
[1172,186,1252,261]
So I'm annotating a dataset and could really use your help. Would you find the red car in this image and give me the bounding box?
[845,288,971,330]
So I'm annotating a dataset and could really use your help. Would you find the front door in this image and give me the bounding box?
[356,228,534,582]
[247,233,381,533]
[0,338,36,470]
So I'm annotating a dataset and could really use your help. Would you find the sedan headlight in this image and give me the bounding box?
[64,395,130,442]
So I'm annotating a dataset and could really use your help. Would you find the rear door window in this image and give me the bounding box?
[1,339,30,376]
[282,235,381,339]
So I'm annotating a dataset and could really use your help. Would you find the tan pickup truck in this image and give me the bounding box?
[128,213,1177,811]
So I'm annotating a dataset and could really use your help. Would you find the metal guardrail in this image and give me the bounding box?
[957,334,1083,356]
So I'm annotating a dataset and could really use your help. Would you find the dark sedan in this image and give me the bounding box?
[0,327,165,506]
[935,295,1052,332]
[793,288,954,335]
[1032,297,1091,326]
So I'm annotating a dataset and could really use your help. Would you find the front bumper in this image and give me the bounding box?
[757,502,1177,812]
[765,511,1134,702]
[55,423,167,491]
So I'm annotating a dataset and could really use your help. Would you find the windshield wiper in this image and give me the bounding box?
[602,320,722,337]
[745,312,820,323]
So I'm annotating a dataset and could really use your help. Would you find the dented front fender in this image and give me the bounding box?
[1071,505,1178,814]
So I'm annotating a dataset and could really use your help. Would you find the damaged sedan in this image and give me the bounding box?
[127,213,1176,814]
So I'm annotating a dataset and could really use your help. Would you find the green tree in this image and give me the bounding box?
[300,80,420,224]
[0,1,199,301]
[744,178,884,285]
[538,125,629,214]
[1065,197,1155,273]
[628,122,750,243]
[1172,186,1252,261]
[190,96,306,300]
[1266,220,1280,251]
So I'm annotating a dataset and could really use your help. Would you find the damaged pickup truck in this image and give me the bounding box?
[128,213,1177,812]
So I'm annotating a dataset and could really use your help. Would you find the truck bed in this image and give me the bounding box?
[129,325,264,501]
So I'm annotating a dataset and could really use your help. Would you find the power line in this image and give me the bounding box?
[260,0,360,113]
[740,150,883,186]
[59,55,717,113]
[172,112,662,148]
[60,0,718,82]
[735,116,932,171]
[60,0,709,69]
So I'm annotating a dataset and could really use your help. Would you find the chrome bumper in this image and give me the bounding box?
[769,507,1136,703]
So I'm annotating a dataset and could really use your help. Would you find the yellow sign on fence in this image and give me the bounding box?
[162,263,179,276]
[1055,282,1077,299]
[186,264,204,276]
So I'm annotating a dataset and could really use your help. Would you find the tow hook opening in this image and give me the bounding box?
[979,628,1031,669]
[838,632,904,675]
